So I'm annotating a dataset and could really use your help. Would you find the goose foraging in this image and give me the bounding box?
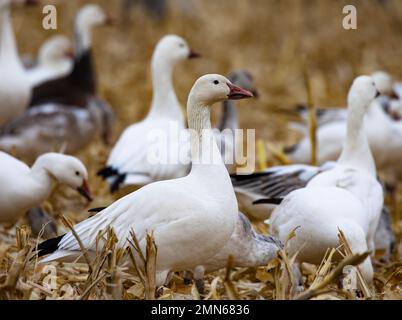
[0,152,92,225]
[270,76,383,283]
[98,34,199,192]
[37,74,253,288]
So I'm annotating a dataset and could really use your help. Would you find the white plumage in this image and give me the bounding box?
[39,74,254,287]
[269,76,384,283]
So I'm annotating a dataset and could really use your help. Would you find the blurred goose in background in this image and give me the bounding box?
[285,71,402,168]
[26,35,74,87]
[30,4,112,107]
[0,5,114,162]
[37,74,253,288]
[231,163,395,260]
[269,76,383,283]
[190,212,282,293]
[215,70,258,173]
[0,0,32,127]
[0,152,92,225]
[98,35,199,192]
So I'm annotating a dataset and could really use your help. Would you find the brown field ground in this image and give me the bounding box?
[0,0,401,299]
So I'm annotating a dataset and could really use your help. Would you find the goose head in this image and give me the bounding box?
[348,75,379,113]
[190,74,254,106]
[153,35,200,67]
[36,153,93,202]
[372,71,398,98]
[76,4,110,31]
[228,70,259,97]
[38,35,74,66]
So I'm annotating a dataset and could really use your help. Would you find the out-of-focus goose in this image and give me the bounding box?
[190,212,282,293]
[98,35,199,192]
[0,97,114,163]
[29,4,111,107]
[286,71,401,167]
[0,5,114,162]
[215,70,258,173]
[0,152,92,225]
[232,163,395,260]
[37,74,253,288]
[269,76,383,283]
[0,0,32,127]
[26,35,74,87]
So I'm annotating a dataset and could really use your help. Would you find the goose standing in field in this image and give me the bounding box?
[231,163,395,260]
[37,74,253,288]
[215,70,258,173]
[0,152,92,225]
[285,71,401,167]
[98,35,199,192]
[189,212,282,293]
[30,4,112,107]
[0,5,114,162]
[0,0,32,127]
[26,35,74,87]
[269,76,384,283]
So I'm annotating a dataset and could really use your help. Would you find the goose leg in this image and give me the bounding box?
[193,265,206,294]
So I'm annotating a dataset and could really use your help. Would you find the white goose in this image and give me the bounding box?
[269,76,383,283]
[37,74,253,287]
[0,152,92,225]
[98,34,199,192]
[26,35,74,87]
[286,71,401,167]
[0,0,31,127]
[190,212,282,293]
[0,5,114,163]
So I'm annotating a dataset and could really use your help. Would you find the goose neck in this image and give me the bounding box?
[0,7,19,62]
[188,99,223,169]
[28,161,56,202]
[147,56,182,121]
[338,101,376,175]
[74,18,92,57]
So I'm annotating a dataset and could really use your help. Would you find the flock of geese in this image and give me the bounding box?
[0,1,400,294]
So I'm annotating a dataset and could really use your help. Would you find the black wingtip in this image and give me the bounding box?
[110,173,126,193]
[97,166,119,179]
[37,234,65,257]
[88,207,107,213]
[252,198,284,205]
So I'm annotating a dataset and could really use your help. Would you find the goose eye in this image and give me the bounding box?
[213,80,219,85]
[75,171,80,176]
[179,43,185,48]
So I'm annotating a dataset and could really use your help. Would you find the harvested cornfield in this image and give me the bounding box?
[0,0,401,300]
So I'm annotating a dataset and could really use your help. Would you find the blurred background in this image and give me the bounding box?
[12,0,402,147]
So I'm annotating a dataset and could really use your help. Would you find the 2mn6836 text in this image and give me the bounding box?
[151,304,250,318]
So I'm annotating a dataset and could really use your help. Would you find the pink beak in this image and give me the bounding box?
[227,82,254,100]
[77,180,93,202]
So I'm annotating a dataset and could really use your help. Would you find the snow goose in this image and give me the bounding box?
[0,5,114,162]
[97,34,199,192]
[0,152,92,225]
[26,35,74,87]
[30,4,111,107]
[270,76,383,283]
[0,0,32,127]
[37,74,253,287]
[190,212,282,293]
[215,70,258,173]
[286,71,400,165]
[0,96,114,163]
[232,163,395,260]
